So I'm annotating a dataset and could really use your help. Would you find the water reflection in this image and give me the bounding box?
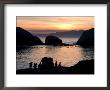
[16,45,94,70]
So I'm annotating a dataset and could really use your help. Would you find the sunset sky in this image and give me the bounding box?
[17,16,94,31]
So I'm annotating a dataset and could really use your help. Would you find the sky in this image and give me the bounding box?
[17,16,94,31]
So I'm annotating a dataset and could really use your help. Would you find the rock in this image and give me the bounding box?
[76,28,94,47]
[45,35,62,46]
[69,59,94,74]
[16,27,43,46]
[38,57,54,69]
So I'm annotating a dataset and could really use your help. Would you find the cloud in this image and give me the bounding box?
[17,16,94,30]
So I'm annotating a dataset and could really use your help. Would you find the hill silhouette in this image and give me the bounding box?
[29,30,84,38]
[51,30,84,38]
[16,27,43,46]
[76,28,94,47]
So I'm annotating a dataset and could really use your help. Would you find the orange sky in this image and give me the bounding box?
[17,16,94,31]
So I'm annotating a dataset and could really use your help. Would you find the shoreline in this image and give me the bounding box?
[16,59,94,74]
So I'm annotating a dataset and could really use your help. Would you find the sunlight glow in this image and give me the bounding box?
[56,24,74,30]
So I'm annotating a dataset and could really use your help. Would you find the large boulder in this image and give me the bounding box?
[38,57,54,69]
[76,28,94,47]
[69,59,94,74]
[45,35,62,46]
[16,27,43,46]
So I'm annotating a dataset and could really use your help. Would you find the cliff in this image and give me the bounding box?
[76,28,94,47]
[16,27,43,46]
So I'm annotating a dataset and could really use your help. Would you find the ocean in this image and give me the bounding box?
[16,37,94,70]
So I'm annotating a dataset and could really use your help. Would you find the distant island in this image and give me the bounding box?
[29,30,84,38]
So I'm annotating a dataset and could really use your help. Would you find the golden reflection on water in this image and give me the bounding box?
[16,45,94,70]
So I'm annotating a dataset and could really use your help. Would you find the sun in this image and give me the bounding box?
[56,24,73,30]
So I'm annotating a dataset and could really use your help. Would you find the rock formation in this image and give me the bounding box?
[45,35,62,46]
[76,28,94,47]
[16,27,43,46]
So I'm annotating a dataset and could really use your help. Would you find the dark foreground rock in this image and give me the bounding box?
[16,57,94,74]
[16,27,43,46]
[68,59,94,74]
[76,28,94,47]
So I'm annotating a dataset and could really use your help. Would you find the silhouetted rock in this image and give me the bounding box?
[16,27,43,46]
[45,35,62,46]
[68,59,94,74]
[76,28,94,47]
[38,57,54,69]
